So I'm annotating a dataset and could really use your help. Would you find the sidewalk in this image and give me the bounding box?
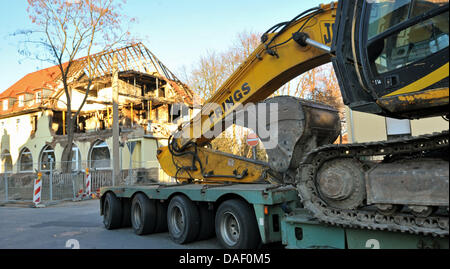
[0,197,97,208]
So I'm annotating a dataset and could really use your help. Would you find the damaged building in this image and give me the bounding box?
[0,42,199,185]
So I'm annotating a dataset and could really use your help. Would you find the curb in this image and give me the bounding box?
[0,196,100,208]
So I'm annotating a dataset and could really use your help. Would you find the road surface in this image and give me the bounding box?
[0,199,221,249]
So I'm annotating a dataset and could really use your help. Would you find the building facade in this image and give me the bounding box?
[345,106,448,143]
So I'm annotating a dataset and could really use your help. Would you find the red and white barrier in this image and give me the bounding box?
[85,168,91,198]
[33,172,42,206]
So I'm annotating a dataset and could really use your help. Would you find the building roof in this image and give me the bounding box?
[0,42,196,117]
[0,64,65,116]
[0,64,61,99]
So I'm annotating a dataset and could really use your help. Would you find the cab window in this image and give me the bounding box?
[366,0,449,74]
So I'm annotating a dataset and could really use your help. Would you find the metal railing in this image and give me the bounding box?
[0,160,175,203]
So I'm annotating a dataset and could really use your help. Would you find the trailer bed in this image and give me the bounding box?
[100,183,298,205]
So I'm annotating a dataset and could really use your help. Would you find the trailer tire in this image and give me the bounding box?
[131,193,157,235]
[197,203,215,241]
[103,192,123,230]
[215,199,261,249]
[167,195,200,244]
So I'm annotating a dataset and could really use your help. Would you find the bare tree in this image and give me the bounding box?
[189,50,228,101]
[187,31,261,101]
[16,0,134,172]
[272,63,344,113]
[183,31,261,155]
[224,31,260,76]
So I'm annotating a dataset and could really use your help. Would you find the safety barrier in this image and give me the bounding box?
[33,172,42,206]
[84,168,91,198]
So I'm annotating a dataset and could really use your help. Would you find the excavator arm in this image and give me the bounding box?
[157,3,340,183]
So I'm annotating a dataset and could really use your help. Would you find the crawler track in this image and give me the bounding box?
[296,131,449,237]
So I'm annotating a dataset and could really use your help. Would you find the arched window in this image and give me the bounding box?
[40,145,55,171]
[1,150,12,173]
[90,140,110,169]
[71,144,82,171]
[19,147,33,172]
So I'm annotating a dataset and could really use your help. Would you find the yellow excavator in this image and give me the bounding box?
[157,0,449,237]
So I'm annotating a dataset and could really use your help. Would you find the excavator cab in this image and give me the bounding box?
[332,0,449,119]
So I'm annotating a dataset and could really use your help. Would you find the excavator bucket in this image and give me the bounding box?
[243,96,341,174]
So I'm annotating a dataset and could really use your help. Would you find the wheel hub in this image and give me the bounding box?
[221,212,240,246]
[317,168,354,200]
[315,158,366,210]
[132,203,142,228]
[171,206,185,234]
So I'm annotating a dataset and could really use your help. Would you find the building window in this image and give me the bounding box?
[1,150,12,173]
[90,140,110,169]
[19,147,33,172]
[36,92,42,103]
[385,117,411,140]
[40,145,55,171]
[3,100,8,111]
[18,95,24,107]
[71,144,82,171]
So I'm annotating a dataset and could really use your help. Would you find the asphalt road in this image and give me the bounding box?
[0,199,221,249]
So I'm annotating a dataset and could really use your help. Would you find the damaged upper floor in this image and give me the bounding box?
[0,42,200,136]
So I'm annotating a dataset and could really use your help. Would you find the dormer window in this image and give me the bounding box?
[36,92,42,103]
[18,95,25,107]
[2,100,8,111]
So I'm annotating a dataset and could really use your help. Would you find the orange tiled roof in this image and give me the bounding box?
[0,64,62,99]
[0,64,64,116]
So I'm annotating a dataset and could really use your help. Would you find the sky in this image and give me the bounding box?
[0,0,328,93]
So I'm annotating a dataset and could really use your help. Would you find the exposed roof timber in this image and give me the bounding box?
[61,42,182,84]
[126,46,141,73]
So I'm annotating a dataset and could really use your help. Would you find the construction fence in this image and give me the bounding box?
[0,160,175,203]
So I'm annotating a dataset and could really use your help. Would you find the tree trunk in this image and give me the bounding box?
[61,111,75,173]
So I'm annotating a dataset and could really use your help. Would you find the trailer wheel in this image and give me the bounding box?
[215,199,261,249]
[103,192,123,230]
[131,193,157,235]
[167,195,200,244]
[197,203,215,241]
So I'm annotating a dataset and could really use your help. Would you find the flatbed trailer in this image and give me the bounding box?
[100,183,449,249]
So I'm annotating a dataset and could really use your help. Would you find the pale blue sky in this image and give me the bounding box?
[0,0,327,92]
